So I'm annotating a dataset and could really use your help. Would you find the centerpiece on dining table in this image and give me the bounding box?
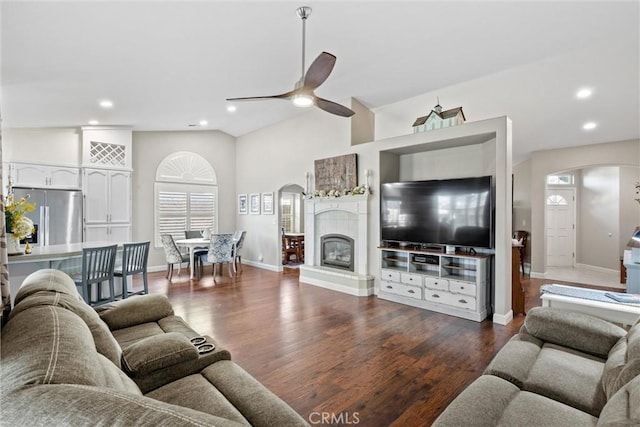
[4,192,36,254]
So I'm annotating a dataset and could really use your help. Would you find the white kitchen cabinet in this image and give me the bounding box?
[379,247,490,322]
[83,168,132,242]
[9,162,81,189]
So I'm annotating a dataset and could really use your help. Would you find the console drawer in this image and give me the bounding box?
[401,273,423,286]
[380,269,401,282]
[423,289,453,304]
[381,281,422,300]
[449,280,476,297]
[424,277,449,291]
[449,294,477,311]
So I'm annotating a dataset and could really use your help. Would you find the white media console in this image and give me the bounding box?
[378,247,490,322]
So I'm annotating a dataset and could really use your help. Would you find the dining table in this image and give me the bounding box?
[174,237,209,279]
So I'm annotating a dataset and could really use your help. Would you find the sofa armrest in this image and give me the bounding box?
[122,333,199,376]
[95,294,174,330]
[523,307,627,358]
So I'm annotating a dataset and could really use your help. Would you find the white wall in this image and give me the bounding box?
[513,159,532,235]
[235,108,352,269]
[529,138,640,274]
[579,166,619,270]
[620,166,640,253]
[2,128,81,166]
[132,130,236,269]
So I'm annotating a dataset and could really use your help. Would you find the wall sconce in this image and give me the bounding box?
[627,226,640,263]
[305,172,311,195]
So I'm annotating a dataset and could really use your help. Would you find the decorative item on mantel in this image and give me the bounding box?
[305,153,370,198]
[412,98,465,133]
[4,191,36,255]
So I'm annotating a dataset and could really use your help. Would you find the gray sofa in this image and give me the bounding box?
[0,269,308,426]
[433,306,640,426]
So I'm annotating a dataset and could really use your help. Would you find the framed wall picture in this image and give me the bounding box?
[249,193,261,215]
[238,194,248,215]
[262,192,274,215]
[314,153,357,191]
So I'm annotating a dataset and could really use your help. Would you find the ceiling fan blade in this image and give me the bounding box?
[227,90,297,102]
[302,52,336,91]
[315,96,355,117]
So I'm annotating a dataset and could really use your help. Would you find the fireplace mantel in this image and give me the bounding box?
[299,194,373,296]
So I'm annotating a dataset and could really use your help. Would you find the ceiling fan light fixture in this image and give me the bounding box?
[292,93,314,107]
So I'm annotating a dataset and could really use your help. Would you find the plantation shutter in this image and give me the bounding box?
[158,191,187,241]
[155,183,217,247]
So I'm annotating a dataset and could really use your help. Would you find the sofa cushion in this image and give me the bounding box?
[523,307,626,358]
[597,374,640,426]
[602,318,640,399]
[431,374,598,427]
[524,343,606,417]
[484,333,544,387]
[8,290,122,367]
[112,322,166,348]
[13,269,82,305]
[95,294,174,331]
[1,305,140,395]
[130,335,231,394]
[111,316,200,350]
[146,374,250,425]
[202,360,309,427]
[1,384,247,427]
[122,333,199,376]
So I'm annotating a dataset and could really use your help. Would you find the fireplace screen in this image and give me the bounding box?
[321,234,355,272]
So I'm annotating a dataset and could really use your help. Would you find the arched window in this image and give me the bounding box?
[154,152,218,247]
[546,194,568,206]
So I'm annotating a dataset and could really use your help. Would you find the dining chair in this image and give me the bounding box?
[160,233,191,280]
[73,244,118,306]
[232,230,246,273]
[282,228,299,265]
[114,241,150,298]
[200,233,235,282]
[513,230,529,276]
[185,230,209,276]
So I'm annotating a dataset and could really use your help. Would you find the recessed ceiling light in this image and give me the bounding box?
[576,88,593,99]
[227,105,237,113]
[199,120,208,126]
[99,99,114,108]
[583,122,597,130]
[88,120,99,125]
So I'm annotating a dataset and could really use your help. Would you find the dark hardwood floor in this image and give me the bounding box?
[142,264,612,426]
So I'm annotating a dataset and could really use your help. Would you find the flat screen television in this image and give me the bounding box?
[380,176,493,249]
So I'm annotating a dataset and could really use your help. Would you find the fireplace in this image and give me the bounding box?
[299,195,373,296]
[321,234,354,272]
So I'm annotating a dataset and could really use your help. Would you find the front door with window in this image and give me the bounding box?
[546,188,575,267]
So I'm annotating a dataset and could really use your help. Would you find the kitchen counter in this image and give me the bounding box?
[7,241,124,302]
[8,241,120,264]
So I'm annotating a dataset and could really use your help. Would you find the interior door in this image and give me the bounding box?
[546,188,575,267]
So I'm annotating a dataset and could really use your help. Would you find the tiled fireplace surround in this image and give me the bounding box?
[299,195,374,296]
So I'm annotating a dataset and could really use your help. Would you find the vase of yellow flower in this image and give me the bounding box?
[4,193,36,255]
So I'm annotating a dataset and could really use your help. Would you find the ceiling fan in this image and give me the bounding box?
[226,6,355,118]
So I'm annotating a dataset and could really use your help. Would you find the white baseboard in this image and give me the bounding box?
[575,263,618,275]
[492,310,514,325]
[241,259,281,272]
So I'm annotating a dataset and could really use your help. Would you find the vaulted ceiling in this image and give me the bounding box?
[2,1,638,162]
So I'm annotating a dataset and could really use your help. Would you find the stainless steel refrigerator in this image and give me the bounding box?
[12,187,83,246]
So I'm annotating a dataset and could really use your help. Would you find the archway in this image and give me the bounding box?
[278,184,305,269]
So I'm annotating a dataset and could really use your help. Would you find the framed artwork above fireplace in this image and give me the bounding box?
[314,153,357,191]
